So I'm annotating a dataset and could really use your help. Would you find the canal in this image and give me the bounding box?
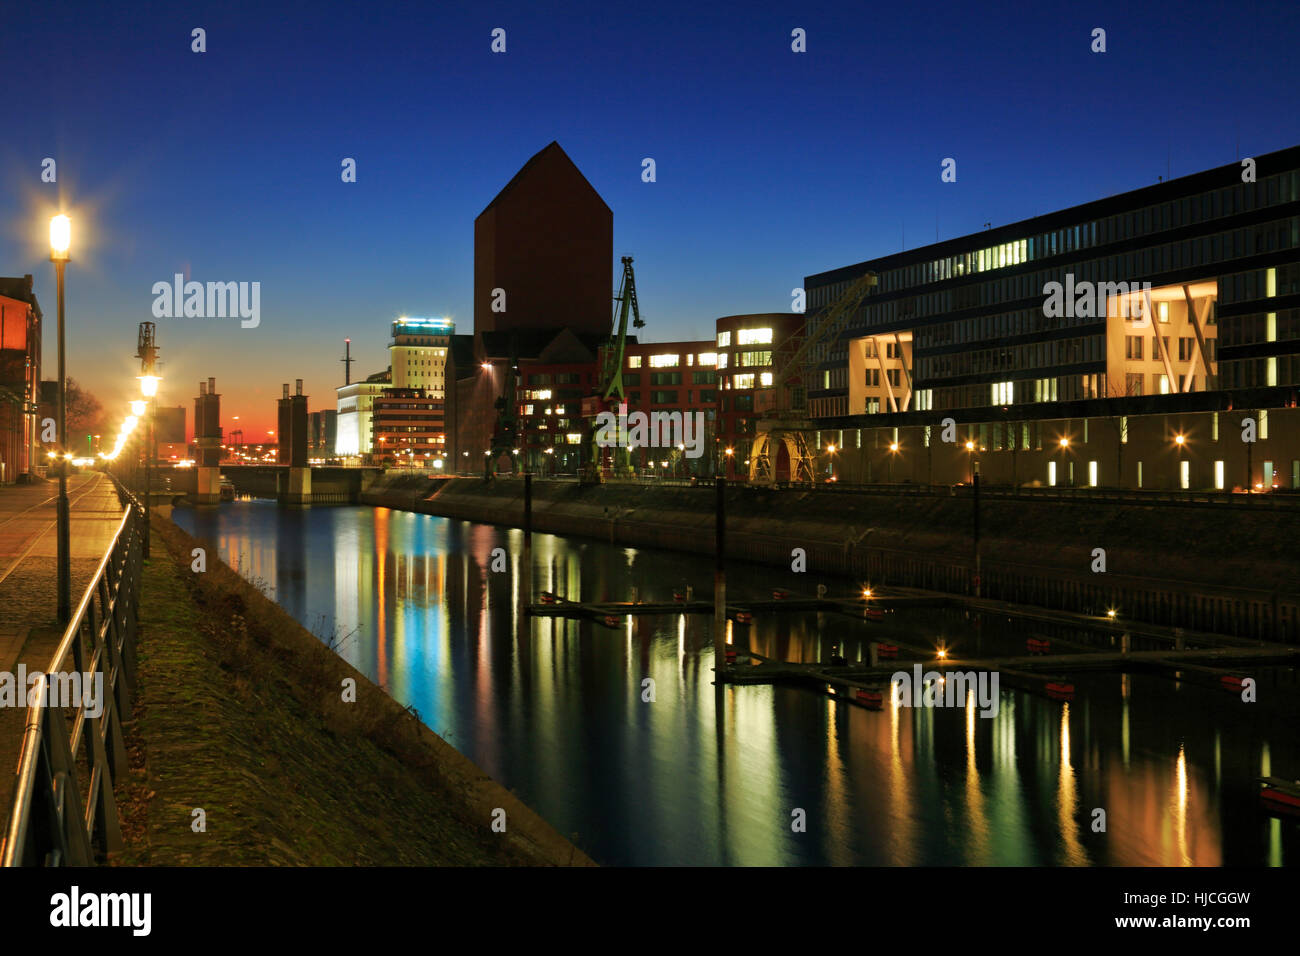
[173,500,1298,866]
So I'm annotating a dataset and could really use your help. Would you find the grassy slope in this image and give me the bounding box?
[113,515,593,866]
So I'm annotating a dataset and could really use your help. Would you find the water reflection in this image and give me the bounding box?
[173,500,1298,867]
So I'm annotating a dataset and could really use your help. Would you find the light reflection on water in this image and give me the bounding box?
[173,500,1298,866]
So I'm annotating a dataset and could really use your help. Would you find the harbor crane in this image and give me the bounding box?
[581,256,645,483]
[748,271,878,484]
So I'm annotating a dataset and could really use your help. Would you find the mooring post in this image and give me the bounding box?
[523,472,533,608]
[714,476,726,677]
[972,464,981,598]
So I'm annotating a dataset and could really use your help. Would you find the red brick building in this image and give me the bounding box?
[0,276,42,483]
[714,312,804,477]
[621,338,718,475]
[372,388,445,465]
[473,142,612,337]
[453,143,615,463]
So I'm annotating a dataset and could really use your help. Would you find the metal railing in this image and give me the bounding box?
[1,482,144,866]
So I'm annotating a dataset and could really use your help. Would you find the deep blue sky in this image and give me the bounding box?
[3,0,1298,433]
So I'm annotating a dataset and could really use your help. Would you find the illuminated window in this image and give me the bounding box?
[733,374,755,389]
[991,381,1013,404]
[717,353,728,369]
[566,433,582,444]
[697,353,716,366]
[628,356,642,369]
[649,354,680,368]
[759,372,773,387]
[737,328,773,345]
[717,331,731,348]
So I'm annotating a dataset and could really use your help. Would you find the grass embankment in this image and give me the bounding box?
[113,514,594,866]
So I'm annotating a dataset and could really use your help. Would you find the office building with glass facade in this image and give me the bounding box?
[802,145,1300,490]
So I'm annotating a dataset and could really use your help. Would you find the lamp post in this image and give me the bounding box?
[971,450,981,597]
[827,443,836,481]
[139,375,159,556]
[889,441,900,483]
[1058,436,1070,487]
[49,215,71,625]
[1174,432,1186,491]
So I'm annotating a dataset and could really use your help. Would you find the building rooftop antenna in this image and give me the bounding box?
[341,338,354,385]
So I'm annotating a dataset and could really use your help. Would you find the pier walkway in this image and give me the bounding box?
[0,473,126,823]
[527,585,1300,705]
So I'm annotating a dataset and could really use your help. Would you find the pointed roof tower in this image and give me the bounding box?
[474,142,613,337]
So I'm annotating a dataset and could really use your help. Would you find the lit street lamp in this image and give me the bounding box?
[136,322,160,557]
[49,215,71,624]
[1174,432,1187,491]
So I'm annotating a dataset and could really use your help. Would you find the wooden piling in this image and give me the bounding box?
[714,477,726,677]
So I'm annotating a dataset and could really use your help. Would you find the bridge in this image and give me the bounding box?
[169,465,379,504]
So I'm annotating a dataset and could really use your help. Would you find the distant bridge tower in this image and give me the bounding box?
[277,380,311,505]
[193,377,221,506]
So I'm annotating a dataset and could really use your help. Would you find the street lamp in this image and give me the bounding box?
[1174,433,1187,491]
[138,374,160,557]
[889,441,900,482]
[827,443,836,481]
[49,215,71,624]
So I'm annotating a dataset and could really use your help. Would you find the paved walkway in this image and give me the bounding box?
[0,473,128,828]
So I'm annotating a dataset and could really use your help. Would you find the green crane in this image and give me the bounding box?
[582,256,645,483]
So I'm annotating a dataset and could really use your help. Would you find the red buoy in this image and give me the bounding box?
[1045,681,1075,700]
[855,688,884,710]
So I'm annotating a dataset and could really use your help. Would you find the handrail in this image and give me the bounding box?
[1,477,144,866]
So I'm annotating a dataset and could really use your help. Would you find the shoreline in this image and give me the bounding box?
[115,512,596,867]
[357,475,1299,643]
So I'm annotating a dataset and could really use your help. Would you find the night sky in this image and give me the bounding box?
[3,0,1298,435]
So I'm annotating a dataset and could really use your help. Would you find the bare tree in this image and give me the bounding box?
[64,377,103,444]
